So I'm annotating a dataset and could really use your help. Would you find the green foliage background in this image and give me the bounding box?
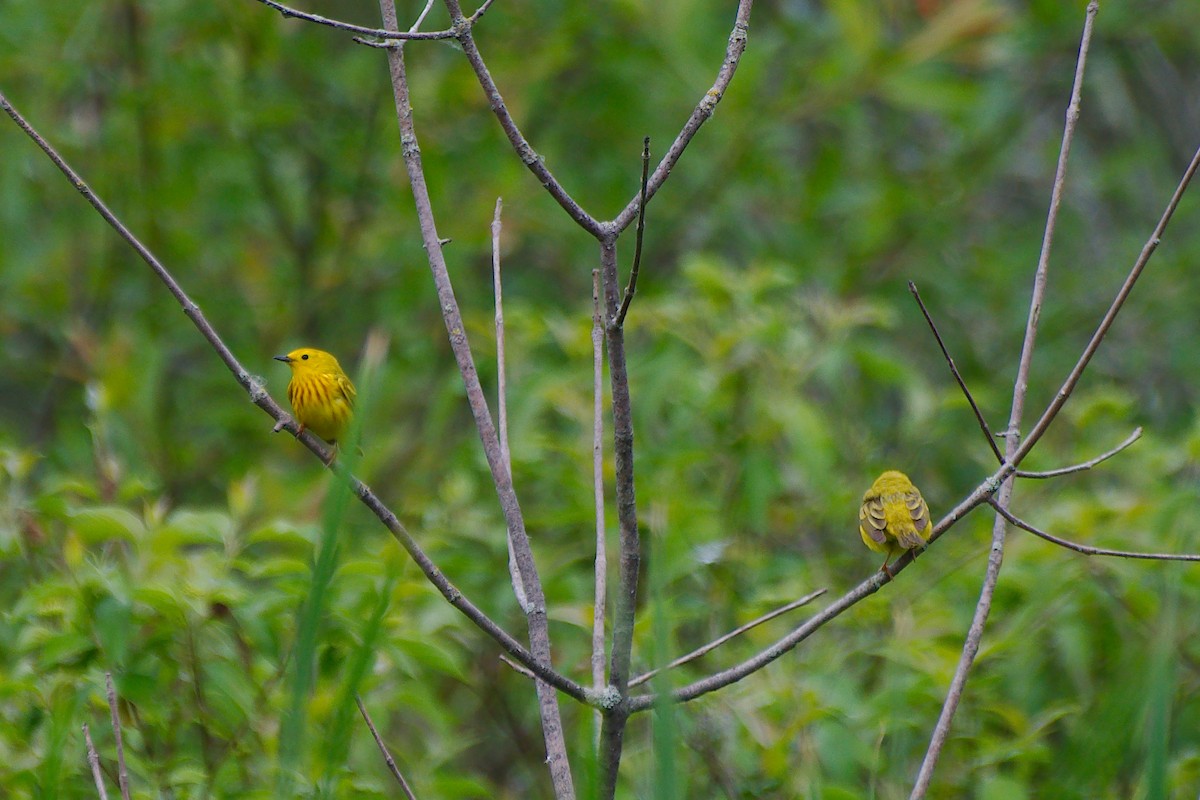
[3,0,1200,797]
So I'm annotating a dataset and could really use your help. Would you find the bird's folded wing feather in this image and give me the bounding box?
[905,491,930,533]
[859,498,888,544]
[336,374,357,406]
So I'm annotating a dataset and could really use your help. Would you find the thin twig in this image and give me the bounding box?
[1016,427,1142,479]
[628,589,826,688]
[83,724,110,800]
[493,198,509,470]
[374,3,576,796]
[614,138,650,327]
[500,654,539,681]
[248,0,454,40]
[910,6,1099,797]
[447,0,754,239]
[493,197,529,611]
[355,695,419,800]
[591,268,608,750]
[104,673,131,800]
[0,88,588,705]
[908,281,1002,463]
[353,37,402,49]
[988,499,1200,561]
[466,0,498,24]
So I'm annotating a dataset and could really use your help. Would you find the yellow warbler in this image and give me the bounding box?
[859,470,932,576]
[274,347,356,448]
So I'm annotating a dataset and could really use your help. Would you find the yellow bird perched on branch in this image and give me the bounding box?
[274,347,356,450]
[859,470,932,576]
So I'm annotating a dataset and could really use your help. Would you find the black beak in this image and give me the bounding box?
[274,355,292,363]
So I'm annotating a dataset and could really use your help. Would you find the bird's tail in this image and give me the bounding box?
[896,528,926,550]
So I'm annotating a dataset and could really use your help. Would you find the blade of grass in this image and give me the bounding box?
[648,515,680,800]
[318,572,398,797]
[276,339,382,797]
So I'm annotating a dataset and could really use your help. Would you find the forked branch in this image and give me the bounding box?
[910,5,1097,795]
[628,73,1200,719]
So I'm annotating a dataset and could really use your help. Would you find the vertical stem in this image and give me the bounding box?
[598,238,641,798]
[82,724,110,800]
[104,673,131,800]
[908,4,1099,796]
[493,198,509,468]
[375,2,574,797]
[591,268,608,750]
[493,197,529,610]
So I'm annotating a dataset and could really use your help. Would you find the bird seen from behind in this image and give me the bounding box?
[858,470,933,577]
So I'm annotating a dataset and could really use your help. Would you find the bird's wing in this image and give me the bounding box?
[859,497,889,545]
[336,374,357,408]
[905,490,930,536]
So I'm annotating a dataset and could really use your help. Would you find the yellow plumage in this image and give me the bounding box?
[858,470,932,575]
[274,347,356,446]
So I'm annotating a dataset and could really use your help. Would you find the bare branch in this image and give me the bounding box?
[910,6,1099,796]
[0,88,589,705]
[446,0,753,240]
[1016,427,1142,479]
[597,239,641,797]
[442,0,603,237]
[627,563,890,711]
[610,0,754,234]
[591,268,608,749]
[82,724,110,800]
[614,138,651,327]
[104,673,131,800]
[628,589,826,689]
[493,197,530,612]
[248,0,455,40]
[988,499,1200,562]
[356,695,419,800]
[466,0,498,24]
[493,198,510,471]
[908,281,1003,463]
[374,2,575,795]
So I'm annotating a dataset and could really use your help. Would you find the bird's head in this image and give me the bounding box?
[274,347,343,374]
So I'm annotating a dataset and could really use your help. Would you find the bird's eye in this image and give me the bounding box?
[301,354,309,360]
